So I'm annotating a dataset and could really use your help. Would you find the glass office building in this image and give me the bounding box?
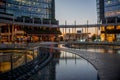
[97,0,120,42]
[0,0,55,20]
[104,0,120,18]
[96,0,105,23]
[0,0,61,42]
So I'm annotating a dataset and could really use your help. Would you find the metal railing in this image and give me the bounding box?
[0,49,35,73]
[0,44,53,80]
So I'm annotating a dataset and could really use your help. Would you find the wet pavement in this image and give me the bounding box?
[51,46,120,80]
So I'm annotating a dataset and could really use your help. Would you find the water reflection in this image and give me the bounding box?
[28,50,98,80]
[0,50,35,73]
[80,48,114,54]
[69,44,120,54]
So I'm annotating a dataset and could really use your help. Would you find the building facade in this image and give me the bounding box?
[97,0,120,42]
[0,0,61,42]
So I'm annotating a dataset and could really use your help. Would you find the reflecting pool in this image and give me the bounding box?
[68,44,120,54]
[28,50,99,80]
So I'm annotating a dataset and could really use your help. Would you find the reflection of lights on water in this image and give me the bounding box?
[87,49,105,53]
[60,51,80,58]
[81,48,115,54]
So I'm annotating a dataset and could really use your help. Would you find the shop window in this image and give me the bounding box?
[101,26,105,31]
[100,33,105,41]
[106,26,114,30]
[106,34,115,42]
[116,26,120,30]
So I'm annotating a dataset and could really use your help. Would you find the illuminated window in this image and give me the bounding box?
[101,26,105,31]
[15,0,21,2]
[7,3,10,7]
[106,34,115,42]
[4,0,54,19]
[108,1,111,4]
[28,1,31,5]
[116,26,120,29]
[37,9,41,12]
[100,33,105,41]
[106,26,114,30]
[33,2,36,5]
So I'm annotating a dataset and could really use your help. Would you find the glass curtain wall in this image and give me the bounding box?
[104,0,120,18]
[4,0,54,19]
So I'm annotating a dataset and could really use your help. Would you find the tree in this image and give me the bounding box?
[91,34,96,41]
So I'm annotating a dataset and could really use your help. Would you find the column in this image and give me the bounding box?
[74,21,76,40]
[114,25,116,41]
[65,21,67,41]
[8,25,11,42]
[69,28,70,40]
[11,25,14,42]
[10,53,13,76]
[12,16,15,42]
[65,21,67,34]
[87,20,88,34]
[74,21,76,33]
[63,28,64,34]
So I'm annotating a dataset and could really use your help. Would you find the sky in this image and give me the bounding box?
[55,0,97,25]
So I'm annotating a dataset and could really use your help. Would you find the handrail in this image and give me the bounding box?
[0,46,53,80]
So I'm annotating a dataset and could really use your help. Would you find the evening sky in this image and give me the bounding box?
[55,0,97,25]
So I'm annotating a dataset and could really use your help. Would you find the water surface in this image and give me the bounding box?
[28,50,99,80]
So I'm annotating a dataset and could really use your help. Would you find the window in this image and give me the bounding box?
[116,26,120,29]
[106,26,114,30]
[0,1,5,6]
[5,0,54,19]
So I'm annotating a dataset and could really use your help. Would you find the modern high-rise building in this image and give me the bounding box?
[97,0,120,42]
[0,0,61,42]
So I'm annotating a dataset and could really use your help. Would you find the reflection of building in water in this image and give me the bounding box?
[30,61,56,80]
[28,49,61,80]
[28,49,82,80]
[28,49,60,80]
[53,50,61,59]
[0,51,33,73]
[53,50,81,66]
[0,54,11,73]
[28,57,57,80]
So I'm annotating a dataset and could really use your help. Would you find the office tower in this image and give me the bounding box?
[0,0,61,42]
[96,0,120,42]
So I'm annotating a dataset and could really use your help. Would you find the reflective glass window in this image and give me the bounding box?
[5,0,53,19]
[104,0,120,17]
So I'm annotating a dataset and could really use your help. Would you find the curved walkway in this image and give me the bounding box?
[48,46,120,80]
[1,42,120,80]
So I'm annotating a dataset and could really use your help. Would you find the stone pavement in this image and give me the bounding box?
[51,47,120,80]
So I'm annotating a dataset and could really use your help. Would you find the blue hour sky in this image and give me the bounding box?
[55,0,97,25]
